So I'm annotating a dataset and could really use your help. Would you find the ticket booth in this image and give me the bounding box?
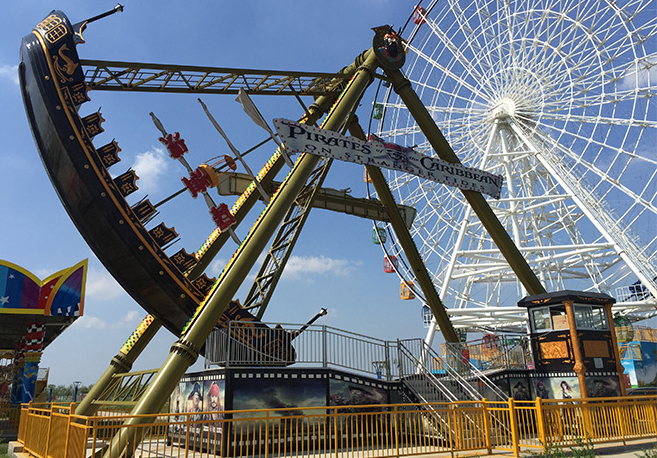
[518,290,626,398]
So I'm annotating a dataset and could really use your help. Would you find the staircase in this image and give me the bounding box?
[396,339,511,446]
[398,339,507,402]
[398,339,480,402]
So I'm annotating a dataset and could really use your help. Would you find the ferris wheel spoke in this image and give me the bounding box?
[427,105,488,117]
[576,0,621,33]
[443,0,499,76]
[530,126,657,221]
[379,124,424,139]
[533,118,655,174]
[421,11,491,86]
[408,77,484,109]
[409,77,491,111]
[538,111,657,130]
[570,53,643,93]
[542,87,645,114]
[406,42,495,103]
[471,0,507,65]
[586,54,657,94]
[519,11,629,86]
[615,52,657,86]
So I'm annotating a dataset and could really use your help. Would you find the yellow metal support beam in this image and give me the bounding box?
[347,118,459,343]
[75,315,161,416]
[100,49,380,458]
[216,171,416,228]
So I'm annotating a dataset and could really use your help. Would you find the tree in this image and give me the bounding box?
[45,383,93,402]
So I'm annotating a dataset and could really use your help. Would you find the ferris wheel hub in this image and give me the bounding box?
[490,98,516,120]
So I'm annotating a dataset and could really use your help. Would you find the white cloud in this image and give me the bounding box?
[282,255,362,280]
[0,64,19,85]
[209,259,227,277]
[74,315,107,329]
[85,268,124,300]
[131,147,170,193]
[620,59,657,90]
[111,310,141,329]
[33,268,52,280]
[73,310,140,330]
[124,310,140,322]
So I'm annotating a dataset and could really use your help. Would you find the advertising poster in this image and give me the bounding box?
[232,376,326,419]
[530,376,580,399]
[183,381,204,417]
[622,342,657,387]
[492,377,510,399]
[169,381,203,443]
[169,384,183,433]
[329,380,388,411]
[638,342,657,387]
[586,376,621,398]
[509,377,532,401]
[169,378,226,452]
[203,379,225,421]
[229,376,326,452]
[274,119,504,199]
[329,380,390,444]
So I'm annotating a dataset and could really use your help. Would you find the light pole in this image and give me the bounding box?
[73,381,81,402]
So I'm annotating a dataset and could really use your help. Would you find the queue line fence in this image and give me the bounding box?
[17,395,657,458]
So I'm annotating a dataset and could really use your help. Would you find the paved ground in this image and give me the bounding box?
[565,438,657,458]
[431,438,657,457]
[515,438,657,457]
[10,437,657,458]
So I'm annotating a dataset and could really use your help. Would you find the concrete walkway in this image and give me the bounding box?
[565,438,656,458]
[10,437,657,458]
[514,437,657,457]
[421,438,657,457]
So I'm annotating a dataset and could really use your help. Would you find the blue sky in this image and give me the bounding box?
[1,1,430,385]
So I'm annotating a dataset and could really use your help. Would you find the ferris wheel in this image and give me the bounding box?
[373,0,657,330]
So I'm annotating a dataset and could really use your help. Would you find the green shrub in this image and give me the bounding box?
[636,445,657,458]
[528,436,596,458]
[528,444,569,457]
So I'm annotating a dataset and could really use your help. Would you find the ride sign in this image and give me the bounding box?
[273,119,503,199]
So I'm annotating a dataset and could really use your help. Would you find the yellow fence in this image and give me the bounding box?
[17,396,657,458]
[0,401,21,437]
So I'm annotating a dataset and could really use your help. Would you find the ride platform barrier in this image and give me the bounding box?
[0,402,21,441]
[15,396,657,458]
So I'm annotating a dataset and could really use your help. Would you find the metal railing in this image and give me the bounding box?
[442,336,531,373]
[397,342,460,403]
[205,322,398,380]
[396,339,515,450]
[0,400,21,439]
[205,322,534,383]
[205,323,527,404]
[442,343,510,402]
[16,395,657,458]
[398,339,484,402]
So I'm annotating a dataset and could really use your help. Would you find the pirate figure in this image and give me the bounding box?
[372,26,406,70]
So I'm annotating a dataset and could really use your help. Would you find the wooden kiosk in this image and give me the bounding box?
[518,290,627,398]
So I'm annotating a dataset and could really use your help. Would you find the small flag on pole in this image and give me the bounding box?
[236,88,295,168]
[236,88,271,133]
[198,98,270,204]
